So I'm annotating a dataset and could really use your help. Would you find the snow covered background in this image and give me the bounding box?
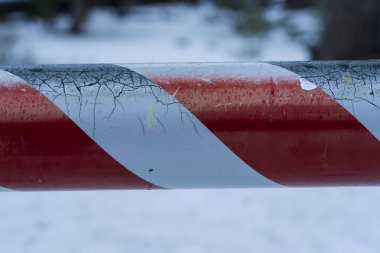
[1,3,380,253]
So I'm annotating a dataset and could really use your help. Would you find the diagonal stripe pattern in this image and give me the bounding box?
[0,61,379,190]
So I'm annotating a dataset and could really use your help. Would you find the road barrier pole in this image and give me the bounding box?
[0,61,379,191]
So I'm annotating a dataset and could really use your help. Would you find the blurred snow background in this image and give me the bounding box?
[1,1,380,253]
[1,2,312,63]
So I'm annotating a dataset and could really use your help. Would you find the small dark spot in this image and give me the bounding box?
[30,68,43,73]
[338,63,349,69]
[370,91,374,95]
[148,169,154,172]
[303,63,314,69]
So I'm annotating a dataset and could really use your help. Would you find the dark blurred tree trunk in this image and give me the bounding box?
[284,0,314,9]
[313,0,380,60]
[69,0,88,34]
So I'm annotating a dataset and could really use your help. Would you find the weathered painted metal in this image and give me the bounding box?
[0,61,379,190]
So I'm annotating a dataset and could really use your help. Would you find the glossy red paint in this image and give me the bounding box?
[149,75,380,186]
[0,82,156,190]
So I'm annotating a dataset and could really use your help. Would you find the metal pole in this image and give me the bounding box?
[0,61,379,191]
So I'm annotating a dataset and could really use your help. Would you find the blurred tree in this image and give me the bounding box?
[212,0,270,34]
[284,0,314,9]
[0,31,16,64]
[1,0,199,34]
[31,0,61,20]
[30,0,90,34]
[69,0,89,34]
[213,0,271,10]
[313,0,380,60]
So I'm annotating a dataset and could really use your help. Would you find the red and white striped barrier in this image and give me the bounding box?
[0,61,379,191]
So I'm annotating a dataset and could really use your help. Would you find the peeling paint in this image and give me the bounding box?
[146,102,157,129]
[343,71,353,86]
[299,77,317,90]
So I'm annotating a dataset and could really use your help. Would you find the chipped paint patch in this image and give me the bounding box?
[172,87,180,98]
[299,77,317,90]
[146,102,157,129]
[343,72,353,86]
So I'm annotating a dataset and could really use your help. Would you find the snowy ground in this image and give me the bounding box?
[1,3,380,253]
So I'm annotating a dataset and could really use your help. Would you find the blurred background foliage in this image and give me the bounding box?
[0,0,380,60]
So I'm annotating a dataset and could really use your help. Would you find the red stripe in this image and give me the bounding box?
[149,75,380,186]
[0,82,156,190]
